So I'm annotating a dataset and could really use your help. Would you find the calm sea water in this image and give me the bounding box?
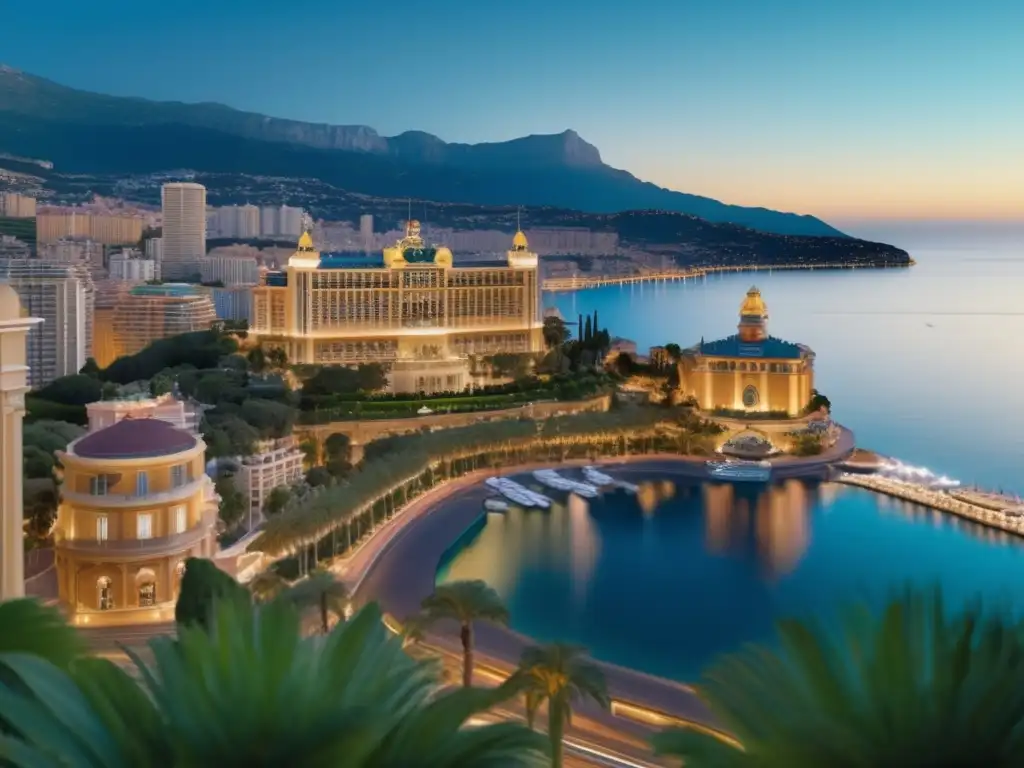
[435,224,1024,682]
[437,478,1024,681]
[549,225,1024,493]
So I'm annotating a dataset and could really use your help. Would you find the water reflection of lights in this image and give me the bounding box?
[703,480,812,578]
[568,495,599,604]
[874,491,1020,547]
[636,480,676,516]
[877,458,961,490]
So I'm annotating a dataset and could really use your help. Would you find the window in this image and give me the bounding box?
[97,577,113,610]
[96,515,108,541]
[171,464,186,488]
[89,476,108,496]
[135,471,148,496]
[173,505,187,534]
[138,582,156,607]
[137,513,153,540]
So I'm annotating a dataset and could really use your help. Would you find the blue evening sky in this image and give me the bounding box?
[2,0,1022,220]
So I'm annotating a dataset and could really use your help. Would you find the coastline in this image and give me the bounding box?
[542,259,913,292]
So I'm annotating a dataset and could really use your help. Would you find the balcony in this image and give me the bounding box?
[61,477,208,508]
[55,509,217,558]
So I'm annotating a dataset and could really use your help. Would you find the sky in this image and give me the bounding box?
[1,0,1022,223]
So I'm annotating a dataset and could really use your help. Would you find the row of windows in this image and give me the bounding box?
[96,562,186,610]
[706,361,803,373]
[87,465,193,497]
[94,505,187,541]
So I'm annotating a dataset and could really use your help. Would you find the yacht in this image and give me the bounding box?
[483,498,510,512]
[532,469,600,498]
[706,459,772,483]
[484,477,552,508]
[582,466,615,487]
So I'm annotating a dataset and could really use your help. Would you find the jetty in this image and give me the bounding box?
[542,261,911,292]
[837,473,1024,537]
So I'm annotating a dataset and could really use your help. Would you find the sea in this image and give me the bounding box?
[435,221,1024,681]
[548,220,1024,495]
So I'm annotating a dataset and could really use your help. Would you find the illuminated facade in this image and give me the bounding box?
[679,287,814,416]
[111,283,217,358]
[251,222,543,392]
[54,417,219,626]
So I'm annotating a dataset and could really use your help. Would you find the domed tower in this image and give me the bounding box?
[512,229,529,252]
[737,286,768,342]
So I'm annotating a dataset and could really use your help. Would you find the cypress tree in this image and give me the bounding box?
[584,315,593,344]
[578,315,583,342]
[593,310,599,337]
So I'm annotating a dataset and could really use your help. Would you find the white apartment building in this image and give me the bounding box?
[161,183,206,280]
[109,251,157,282]
[144,236,163,263]
[0,259,94,387]
[199,255,259,286]
[235,436,305,526]
[259,205,305,239]
[209,205,260,240]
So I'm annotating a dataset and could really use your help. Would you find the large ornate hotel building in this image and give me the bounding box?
[251,221,544,392]
[678,287,815,417]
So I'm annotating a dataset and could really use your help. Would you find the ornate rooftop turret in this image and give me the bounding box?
[738,286,768,342]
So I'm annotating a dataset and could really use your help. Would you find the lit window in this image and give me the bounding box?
[89,476,108,496]
[173,505,187,534]
[137,513,153,540]
[171,464,186,488]
[96,515,108,541]
[135,471,148,496]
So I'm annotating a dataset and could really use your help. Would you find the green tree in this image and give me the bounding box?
[241,399,295,439]
[305,466,332,487]
[324,432,352,477]
[805,388,832,414]
[214,474,247,529]
[652,587,1024,767]
[0,598,548,766]
[263,485,292,518]
[248,570,288,603]
[512,643,610,768]
[149,372,174,396]
[246,345,267,375]
[416,579,509,687]
[174,557,250,631]
[33,374,103,406]
[0,597,87,668]
[266,346,289,373]
[78,357,101,377]
[664,342,682,362]
[276,569,349,634]
[542,316,570,348]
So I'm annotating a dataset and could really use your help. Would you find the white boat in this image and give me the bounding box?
[532,469,600,499]
[706,459,772,483]
[483,498,509,512]
[582,466,615,486]
[484,477,552,508]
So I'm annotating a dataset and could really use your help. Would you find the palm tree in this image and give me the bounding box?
[247,570,288,603]
[652,587,1024,767]
[416,579,509,687]
[276,568,349,633]
[0,598,549,766]
[512,643,610,768]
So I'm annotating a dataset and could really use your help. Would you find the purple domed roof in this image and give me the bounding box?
[74,417,198,460]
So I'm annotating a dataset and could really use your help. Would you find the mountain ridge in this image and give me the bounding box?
[0,65,845,237]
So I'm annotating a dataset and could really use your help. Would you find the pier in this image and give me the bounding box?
[542,261,909,292]
[837,473,1024,537]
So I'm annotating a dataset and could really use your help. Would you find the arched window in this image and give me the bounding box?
[136,568,157,608]
[97,577,113,610]
[738,362,747,371]
[729,361,736,371]
[742,385,760,409]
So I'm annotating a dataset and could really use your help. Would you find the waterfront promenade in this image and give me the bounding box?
[542,260,910,292]
[837,473,1024,537]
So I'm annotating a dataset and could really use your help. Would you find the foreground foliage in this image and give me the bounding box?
[653,588,1024,767]
[0,598,549,767]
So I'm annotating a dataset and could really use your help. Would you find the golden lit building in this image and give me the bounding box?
[111,283,217,358]
[54,417,219,625]
[678,287,814,416]
[37,212,143,246]
[251,222,543,392]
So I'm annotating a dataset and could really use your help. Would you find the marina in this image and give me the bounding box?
[532,469,600,498]
[584,466,639,493]
[484,477,552,508]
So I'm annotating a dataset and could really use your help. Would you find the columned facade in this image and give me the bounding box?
[0,285,42,599]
